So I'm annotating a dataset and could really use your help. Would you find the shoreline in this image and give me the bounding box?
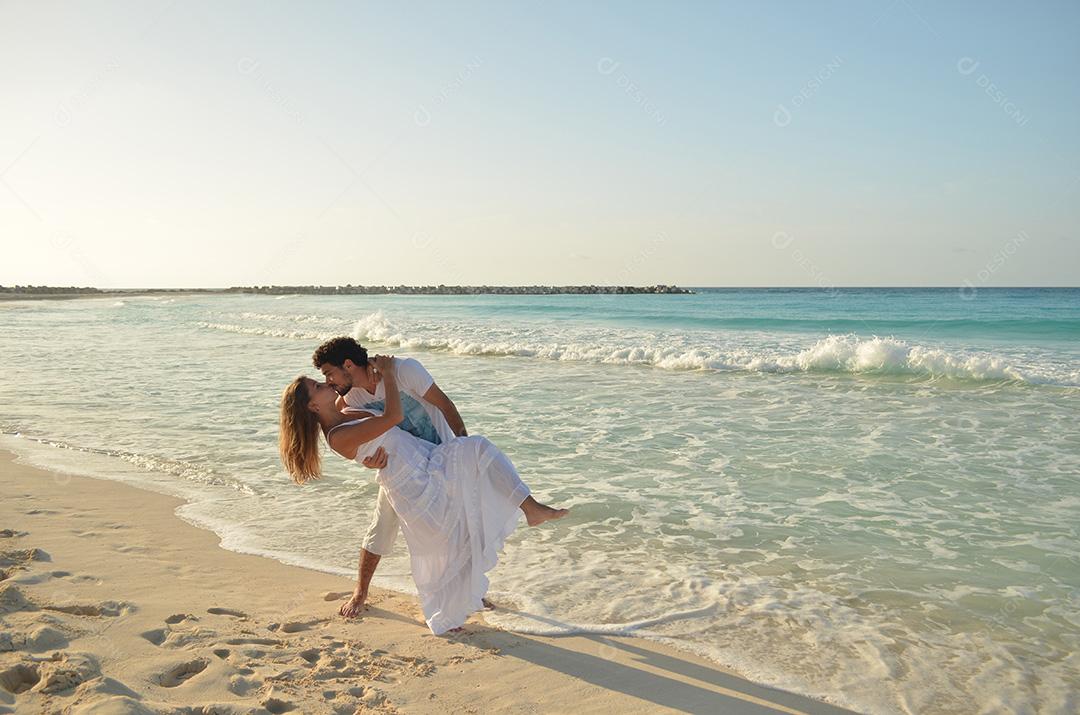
[2,287,1075,304]
[0,285,692,301]
[0,449,859,714]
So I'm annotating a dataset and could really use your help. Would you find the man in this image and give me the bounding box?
[311,336,469,618]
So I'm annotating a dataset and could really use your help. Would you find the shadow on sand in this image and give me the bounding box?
[459,606,863,715]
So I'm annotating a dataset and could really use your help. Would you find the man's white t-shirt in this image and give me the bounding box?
[342,356,456,556]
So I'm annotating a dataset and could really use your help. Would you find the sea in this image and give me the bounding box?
[1,287,1077,714]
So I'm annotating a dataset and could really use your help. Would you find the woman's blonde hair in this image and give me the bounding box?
[279,376,322,485]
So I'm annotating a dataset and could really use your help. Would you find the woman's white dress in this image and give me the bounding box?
[330,417,532,635]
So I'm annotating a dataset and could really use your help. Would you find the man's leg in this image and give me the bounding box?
[340,548,380,618]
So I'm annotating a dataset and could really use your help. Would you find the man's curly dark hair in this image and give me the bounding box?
[312,336,369,369]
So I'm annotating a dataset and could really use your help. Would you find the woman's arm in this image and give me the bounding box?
[327,355,403,460]
[342,408,385,468]
[341,408,376,418]
[377,355,403,423]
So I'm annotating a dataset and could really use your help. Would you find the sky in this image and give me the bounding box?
[1,1,1078,288]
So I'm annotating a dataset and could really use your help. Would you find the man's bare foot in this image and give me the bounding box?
[339,590,368,618]
[520,496,570,527]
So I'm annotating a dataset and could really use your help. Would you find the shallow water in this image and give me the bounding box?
[2,288,1077,714]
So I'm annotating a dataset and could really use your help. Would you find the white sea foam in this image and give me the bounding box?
[197,322,334,341]
[231,311,331,323]
[277,311,1078,386]
[481,602,719,636]
[192,310,1077,385]
[1,431,255,495]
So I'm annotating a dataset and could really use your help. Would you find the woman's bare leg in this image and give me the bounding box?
[519,495,569,526]
[471,436,570,526]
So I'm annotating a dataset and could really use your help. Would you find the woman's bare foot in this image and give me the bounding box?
[520,496,570,527]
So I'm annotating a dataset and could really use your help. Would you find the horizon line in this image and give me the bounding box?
[3,285,1079,291]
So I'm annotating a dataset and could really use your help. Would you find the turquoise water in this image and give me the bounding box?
[1,288,1078,714]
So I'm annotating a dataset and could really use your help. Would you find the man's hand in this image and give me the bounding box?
[361,446,388,470]
[340,586,368,618]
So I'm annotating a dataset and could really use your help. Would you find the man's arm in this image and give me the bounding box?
[423,382,467,437]
[387,355,466,437]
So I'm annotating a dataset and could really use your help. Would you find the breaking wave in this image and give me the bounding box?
[349,312,1077,386]
[192,311,1077,386]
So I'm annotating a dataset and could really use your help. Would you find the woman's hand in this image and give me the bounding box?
[372,354,396,375]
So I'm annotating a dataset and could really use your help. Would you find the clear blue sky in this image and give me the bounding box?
[2,1,1077,288]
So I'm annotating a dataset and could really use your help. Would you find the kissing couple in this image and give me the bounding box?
[278,337,569,635]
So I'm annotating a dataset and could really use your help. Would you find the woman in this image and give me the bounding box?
[279,354,569,635]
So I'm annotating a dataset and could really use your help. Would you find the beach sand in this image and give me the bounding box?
[0,451,857,714]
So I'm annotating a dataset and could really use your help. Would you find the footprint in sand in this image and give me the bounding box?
[228,673,259,696]
[165,613,196,624]
[14,569,94,586]
[0,652,99,695]
[263,696,297,713]
[0,626,66,654]
[297,647,322,665]
[156,658,208,687]
[69,574,100,584]
[8,570,94,586]
[0,662,40,694]
[0,547,50,568]
[206,607,248,618]
[141,615,218,650]
[113,544,151,554]
[0,583,31,614]
[43,600,131,618]
[141,628,168,646]
[279,618,329,633]
[35,652,100,694]
[223,636,281,647]
[0,579,130,618]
